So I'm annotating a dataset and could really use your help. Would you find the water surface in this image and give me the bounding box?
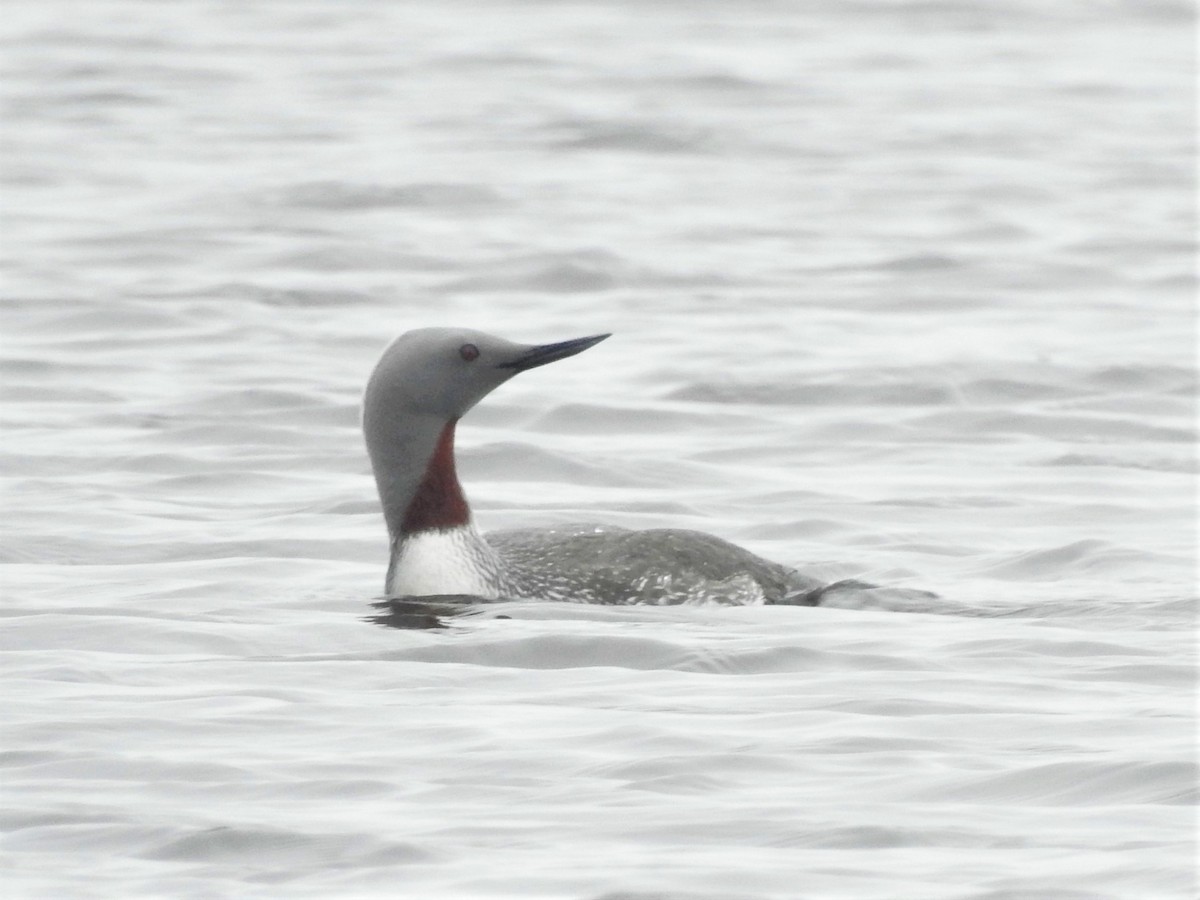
[2,2,1196,898]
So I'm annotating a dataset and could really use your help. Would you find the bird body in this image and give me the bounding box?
[363,328,824,606]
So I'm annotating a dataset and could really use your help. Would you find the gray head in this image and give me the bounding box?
[363,327,609,540]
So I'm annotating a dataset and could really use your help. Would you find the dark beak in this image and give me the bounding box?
[497,333,611,372]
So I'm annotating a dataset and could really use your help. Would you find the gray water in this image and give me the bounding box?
[2,3,1197,899]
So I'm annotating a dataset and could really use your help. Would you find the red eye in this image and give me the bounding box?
[459,343,479,362]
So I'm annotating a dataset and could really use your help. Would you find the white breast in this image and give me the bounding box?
[387,524,506,598]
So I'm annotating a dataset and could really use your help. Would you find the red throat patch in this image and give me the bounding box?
[401,420,470,533]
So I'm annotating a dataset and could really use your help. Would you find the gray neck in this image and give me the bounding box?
[362,397,455,541]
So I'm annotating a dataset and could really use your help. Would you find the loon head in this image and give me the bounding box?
[363,327,609,541]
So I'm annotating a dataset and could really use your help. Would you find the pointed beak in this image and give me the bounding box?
[496,333,611,372]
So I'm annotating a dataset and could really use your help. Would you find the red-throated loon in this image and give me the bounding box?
[363,328,828,606]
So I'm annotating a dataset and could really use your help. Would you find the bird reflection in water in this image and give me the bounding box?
[368,594,504,630]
